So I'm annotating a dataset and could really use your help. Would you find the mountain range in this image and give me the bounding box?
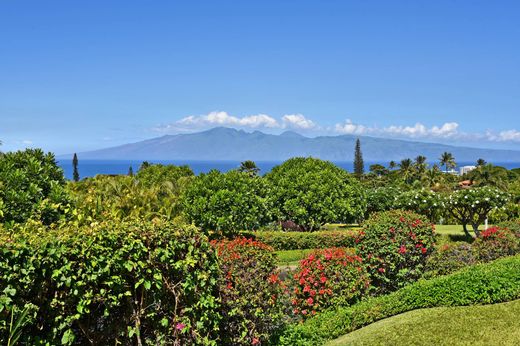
[76,127,520,163]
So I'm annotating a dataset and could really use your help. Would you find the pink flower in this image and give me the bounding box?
[175,323,186,331]
[307,297,314,306]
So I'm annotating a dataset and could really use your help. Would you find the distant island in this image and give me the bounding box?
[72,127,520,163]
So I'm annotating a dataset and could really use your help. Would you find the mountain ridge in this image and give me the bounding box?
[72,127,520,163]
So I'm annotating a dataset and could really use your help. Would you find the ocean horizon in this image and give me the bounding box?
[57,159,520,181]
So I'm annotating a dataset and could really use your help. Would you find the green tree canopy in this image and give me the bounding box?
[181,170,272,235]
[0,148,69,224]
[265,157,366,231]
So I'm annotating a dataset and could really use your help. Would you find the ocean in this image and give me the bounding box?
[57,159,520,181]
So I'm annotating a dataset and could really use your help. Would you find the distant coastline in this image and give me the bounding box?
[57,159,520,180]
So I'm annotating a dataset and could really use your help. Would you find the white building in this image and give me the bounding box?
[459,165,477,176]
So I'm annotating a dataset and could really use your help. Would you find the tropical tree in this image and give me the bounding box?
[182,170,272,235]
[238,160,260,176]
[476,158,487,167]
[0,148,69,224]
[354,139,364,177]
[443,187,510,237]
[72,153,80,182]
[369,164,388,177]
[439,152,456,173]
[414,155,428,176]
[399,158,413,183]
[388,160,397,170]
[467,164,508,189]
[266,157,366,231]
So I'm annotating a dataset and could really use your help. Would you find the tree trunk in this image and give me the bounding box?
[462,223,471,238]
[472,223,481,238]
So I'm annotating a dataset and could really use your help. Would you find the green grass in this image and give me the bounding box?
[320,224,362,231]
[276,249,315,265]
[326,299,520,346]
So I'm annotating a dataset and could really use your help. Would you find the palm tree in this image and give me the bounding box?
[414,155,428,175]
[399,158,413,183]
[439,152,456,173]
[388,160,397,170]
[476,158,486,167]
[238,160,260,176]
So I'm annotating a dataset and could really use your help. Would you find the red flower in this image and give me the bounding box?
[398,245,406,254]
[320,276,327,283]
[307,297,314,306]
[252,337,260,345]
[421,247,427,254]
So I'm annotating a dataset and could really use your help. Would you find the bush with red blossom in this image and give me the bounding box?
[212,237,285,345]
[357,210,436,293]
[473,226,520,262]
[289,248,370,318]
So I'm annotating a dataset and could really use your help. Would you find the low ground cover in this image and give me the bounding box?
[277,254,520,345]
[326,299,520,346]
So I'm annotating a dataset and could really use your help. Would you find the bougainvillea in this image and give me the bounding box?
[473,226,520,262]
[289,248,370,318]
[357,210,436,293]
[212,237,285,345]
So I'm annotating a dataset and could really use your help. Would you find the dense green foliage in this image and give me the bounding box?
[266,158,366,231]
[444,187,510,237]
[0,149,69,224]
[182,170,272,235]
[394,188,442,222]
[212,238,285,345]
[0,220,221,345]
[358,210,436,293]
[248,230,359,251]
[278,255,520,345]
[365,186,401,217]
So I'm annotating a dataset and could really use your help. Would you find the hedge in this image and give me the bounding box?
[277,254,520,345]
[0,220,221,345]
[244,230,359,251]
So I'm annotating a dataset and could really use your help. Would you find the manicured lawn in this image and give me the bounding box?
[321,223,362,231]
[276,249,315,265]
[326,300,520,346]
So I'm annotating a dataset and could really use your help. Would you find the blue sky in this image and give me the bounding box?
[1,0,519,154]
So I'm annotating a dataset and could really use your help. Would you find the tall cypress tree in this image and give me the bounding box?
[72,153,80,182]
[354,138,364,177]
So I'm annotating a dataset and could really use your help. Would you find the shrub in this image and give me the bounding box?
[211,237,285,345]
[498,219,520,237]
[278,255,520,346]
[247,230,359,251]
[265,158,366,231]
[394,188,443,222]
[358,210,436,293]
[0,148,69,224]
[424,243,477,278]
[0,220,221,345]
[182,170,272,236]
[365,186,401,218]
[289,248,370,318]
[473,226,520,262]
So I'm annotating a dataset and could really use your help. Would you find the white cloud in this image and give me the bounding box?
[152,111,520,145]
[282,114,317,130]
[334,119,370,135]
[22,140,33,145]
[177,111,280,129]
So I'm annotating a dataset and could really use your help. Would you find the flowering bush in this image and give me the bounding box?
[357,210,436,293]
[443,187,510,237]
[473,226,520,262]
[289,248,370,318]
[212,237,285,345]
[394,188,443,222]
[365,186,402,218]
[424,243,477,278]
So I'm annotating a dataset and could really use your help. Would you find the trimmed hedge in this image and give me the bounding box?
[277,255,520,345]
[0,220,221,345]
[245,230,359,251]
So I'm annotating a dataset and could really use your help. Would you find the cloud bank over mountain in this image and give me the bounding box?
[152,111,520,146]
